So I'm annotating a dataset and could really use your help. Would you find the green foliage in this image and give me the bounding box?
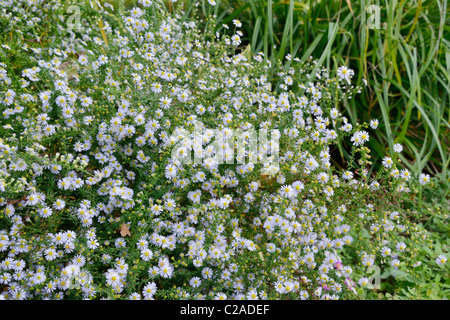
[0,0,447,301]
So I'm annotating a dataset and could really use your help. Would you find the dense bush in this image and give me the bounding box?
[0,0,442,300]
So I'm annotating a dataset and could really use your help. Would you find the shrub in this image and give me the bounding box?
[0,0,433,300]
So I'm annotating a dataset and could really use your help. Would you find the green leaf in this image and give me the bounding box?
[436,240,442,254]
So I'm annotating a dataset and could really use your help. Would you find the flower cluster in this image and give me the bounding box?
[0,0,435,300]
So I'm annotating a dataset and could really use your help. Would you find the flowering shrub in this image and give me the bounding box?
[0,0,434,300]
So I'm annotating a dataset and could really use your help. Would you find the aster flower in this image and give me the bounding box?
[419,173,430,185]
[382,157,393,168]
[436,255,447,265]
[370,119,379,129]
[393,143,403,153]
[336,66,354,84]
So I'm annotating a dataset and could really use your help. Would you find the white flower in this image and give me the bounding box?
[396,242,406,252]
[436,255,447,265]
[280,185,295,198]
[358,277,369,286]
[231,34,241,46]
[140,248,153,261]
[391,259,400,268]
[336,66,354,84]
[189,277,202,288]
[382,157,393,168]
[165,164,177,179]
[342,171,353,180]
[38,207,53,218]
[400,169,411,181]
[419,173,430,185]
[393,143,403,153]
[370,119,379,129]
[317,172,329,184]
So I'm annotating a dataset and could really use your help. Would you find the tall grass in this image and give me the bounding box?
[180,0,449,186]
